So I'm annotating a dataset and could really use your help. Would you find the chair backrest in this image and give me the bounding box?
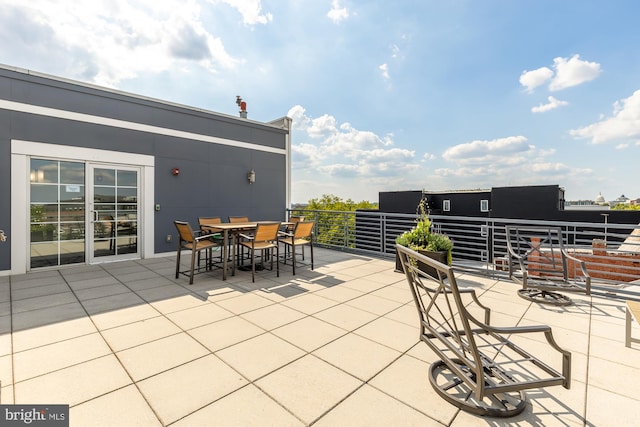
[289,215,305,224]
[396,244,484,384]
[293,221,314,240]
[254,222,281,242]
[199,217,222,232]
[286,215,305,231]
[229,216,249,223]
[506,226,567,279]
[174,221,196,243]
[199,217,221,226]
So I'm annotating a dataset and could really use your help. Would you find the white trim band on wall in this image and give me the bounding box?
[0,99,287,155]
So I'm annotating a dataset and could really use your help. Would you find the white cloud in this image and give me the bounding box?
[531,96,569,113]
[216,0,272,25]
[391,44,401,59]
[308,114,339,138]
[520,54,601,93]
[435,135,592,189]
[287,105,312,130]
[0,0,241,86]
[327,0,349,23]
[520,67,553,93]
[549,54,601,91]
[442,136,532,165]
[529,162,571,174]
[379,63,390,80]
[288,105,418,178]
[570,90,640,144]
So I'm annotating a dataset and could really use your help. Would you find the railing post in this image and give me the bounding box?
[343,212,349,249]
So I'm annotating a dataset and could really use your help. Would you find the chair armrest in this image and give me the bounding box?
[238,233,253,240]
[278,231,293,238]
[562,250,591,279]
[459,287,491,325]
[194,234,214,243]
[507,252,528,276]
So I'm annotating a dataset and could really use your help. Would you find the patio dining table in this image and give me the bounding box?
[202,221,291,280]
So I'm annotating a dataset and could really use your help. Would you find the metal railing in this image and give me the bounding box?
[288,209,640,299]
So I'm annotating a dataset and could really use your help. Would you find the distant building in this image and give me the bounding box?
[565,192,610,210]
[379,185,639,224]
[612,194,630,206]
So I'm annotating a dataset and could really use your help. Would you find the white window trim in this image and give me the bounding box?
[480,199,489,212]
[443,200,451,212]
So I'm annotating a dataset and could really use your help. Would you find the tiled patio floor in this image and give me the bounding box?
[1,248,639,426]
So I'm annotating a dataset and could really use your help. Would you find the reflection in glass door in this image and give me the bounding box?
[91,166,139,261]
[30,159,86,268]
[29,159,141,269]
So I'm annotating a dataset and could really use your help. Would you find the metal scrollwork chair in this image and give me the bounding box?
[397,244,571,417]
[506,226,591,306]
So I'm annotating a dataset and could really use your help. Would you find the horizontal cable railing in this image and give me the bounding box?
[288,209,640,299]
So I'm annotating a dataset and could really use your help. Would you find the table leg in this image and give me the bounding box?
[232,231,237,276]
[222,229,229,280]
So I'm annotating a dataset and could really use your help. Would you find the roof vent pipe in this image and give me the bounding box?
[236,95,248,118]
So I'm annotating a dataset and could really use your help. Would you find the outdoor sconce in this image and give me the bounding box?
[172,167,180,176]
[247,169,256,184]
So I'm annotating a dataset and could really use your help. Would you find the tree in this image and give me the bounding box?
[307,194,378,211]
[294,194,378,247]
[612,204,640,210]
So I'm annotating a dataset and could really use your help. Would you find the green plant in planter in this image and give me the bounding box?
[395,199,453,265]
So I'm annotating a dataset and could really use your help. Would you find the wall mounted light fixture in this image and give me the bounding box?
[247,169,256,184]
[172,167,180,176]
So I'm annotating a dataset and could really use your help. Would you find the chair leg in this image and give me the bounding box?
[251,247,256,283]
[175,247,181,279]
[189,250,197,285]
[627,305,632,348]
[310,243,314,270]
[276,244,279,277]
[292,243,296,275]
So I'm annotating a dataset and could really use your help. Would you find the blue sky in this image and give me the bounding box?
[2,0,639,204]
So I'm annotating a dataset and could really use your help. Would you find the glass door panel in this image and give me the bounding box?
[90,166,140,260]
[30,159,86,268]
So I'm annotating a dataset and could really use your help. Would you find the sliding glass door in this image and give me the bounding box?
[29,159,140,268]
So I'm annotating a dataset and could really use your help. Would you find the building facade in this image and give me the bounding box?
[1,65,291,275]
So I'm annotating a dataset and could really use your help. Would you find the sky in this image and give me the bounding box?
[1,0,639,204]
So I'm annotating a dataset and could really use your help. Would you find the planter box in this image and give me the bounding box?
[395,246,449,278]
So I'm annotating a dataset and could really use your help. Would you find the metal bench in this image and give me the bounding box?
[396,244,571,417]
[506,226,591,306]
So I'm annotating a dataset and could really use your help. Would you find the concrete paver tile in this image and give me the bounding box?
[137,354,248,425]
[256,355,362,425]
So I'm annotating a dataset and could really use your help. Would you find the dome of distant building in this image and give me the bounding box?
[594,192,605,204]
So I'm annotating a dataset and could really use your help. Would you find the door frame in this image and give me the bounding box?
[11,140,155,275]
[87,163,142,264]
